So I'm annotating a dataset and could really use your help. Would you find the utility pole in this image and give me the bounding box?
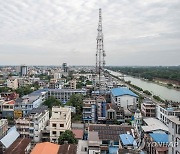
[96,8,106,94]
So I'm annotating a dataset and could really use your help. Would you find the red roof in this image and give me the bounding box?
[7,100,15,105]
[72,129,84,139]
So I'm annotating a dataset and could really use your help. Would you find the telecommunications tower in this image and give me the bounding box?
[96,8,106,92]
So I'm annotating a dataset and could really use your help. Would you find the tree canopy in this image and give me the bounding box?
[43,96,62,109]
[58,130,77,145]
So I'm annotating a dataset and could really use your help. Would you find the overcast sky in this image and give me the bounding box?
[0,0,180,66]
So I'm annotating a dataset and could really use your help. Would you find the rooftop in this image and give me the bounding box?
[168,116,180,125]
[27,105,48,116]
[31,142,60,154]
[142,118,168,132]
[72,129,84,139]
[111,88,138,97]
[89,124,134,142]
[4,138,31,154]
[58,144,77,154]
[149,133,168,143]
[119,134,136,146]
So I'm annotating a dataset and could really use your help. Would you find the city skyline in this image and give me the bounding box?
[0,0,180,66]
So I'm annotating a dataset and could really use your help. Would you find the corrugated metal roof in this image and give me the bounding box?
[119,134,135,146]
[111,88,138,97]
[150,133,168,143]
[0,129,20,148]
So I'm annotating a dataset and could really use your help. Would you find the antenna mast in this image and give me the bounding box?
[96,8,106,93]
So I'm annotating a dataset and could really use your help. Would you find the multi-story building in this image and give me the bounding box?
[6,77,18,90]
[82,99,96,123]
[156,104,180,125]
[96,96,106,122]
[47,89,86,103]
[20,65,28,76]
[1,100,15,118]
[69,79,77,89]
[0,119,8,139]
[14,89,47,116]
[141,98,156,117]
[168,116,180,154]
[15,105,49,142]
[111,87,138,109]
[50,106,71,143]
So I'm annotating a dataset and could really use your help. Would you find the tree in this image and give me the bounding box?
[43,96,62,109]
[58,130,77,145]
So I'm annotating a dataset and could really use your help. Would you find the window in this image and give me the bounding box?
[60,124,64,127]
[52,131,56,135]
[52,123,56,127]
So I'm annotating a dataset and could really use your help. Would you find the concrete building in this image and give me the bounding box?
[62,63,68,73]
[69,79,77,89]
[14,89,47,116]
[0,119,8,139]
[15,105,49,142]
[20,65,28,76]
[156,104,180,125]
[50,106,71,143]
[82,99,96,123]
[47,89,86,103]
[168,116,180,154]
[96,96,106,122]
[1,100,15,118]
[111,87,138,109]
[141,98,156,117]
[6,77,18,90]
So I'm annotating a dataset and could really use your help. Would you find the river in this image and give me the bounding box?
[108,70,180,102]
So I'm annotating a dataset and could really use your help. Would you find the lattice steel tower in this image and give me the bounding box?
[96,8,106,92]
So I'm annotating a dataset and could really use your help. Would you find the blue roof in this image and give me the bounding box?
[111,88,138,97]
[109,146,119,154]
[120,134,135,146]
[150,133,168,143]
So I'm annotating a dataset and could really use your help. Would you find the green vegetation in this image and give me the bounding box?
[0,87,12,93]
[153,95,164,102]
[15,85,34,97]
[107,66,180,82]
[43,96,62,109]
[58,130,77,145]
[143,90,152,96]
[66,94,83,122]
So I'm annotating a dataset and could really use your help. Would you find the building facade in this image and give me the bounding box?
[141,99,156,117]
[50,106,71,143]
[168,116,180,154]
[111,88,138,109]
[15,106,49,142]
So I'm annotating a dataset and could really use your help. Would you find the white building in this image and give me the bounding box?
[0,119,8,139]
[69,79,77,89]
[156,104,180,125]
[47,89,86,103]
[15,105,49,142]
[111,87,138,109]
[15,89,47,116]
[50,106,71,143]
[168,116,180,154]
[6,78,18,90]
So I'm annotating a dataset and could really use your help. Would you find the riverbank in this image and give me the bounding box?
[108,69,180,102]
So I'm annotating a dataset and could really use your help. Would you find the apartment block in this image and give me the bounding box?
[50,106,71,143]
[47,89,86,103]
[0,119,8,139]
[14,89,47,116]
[168,116,180,154]
[15,105,49,142]
[82,99,96,123]
[6,77,18,90]
[141,98,156,117]
[156,104,180,125]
